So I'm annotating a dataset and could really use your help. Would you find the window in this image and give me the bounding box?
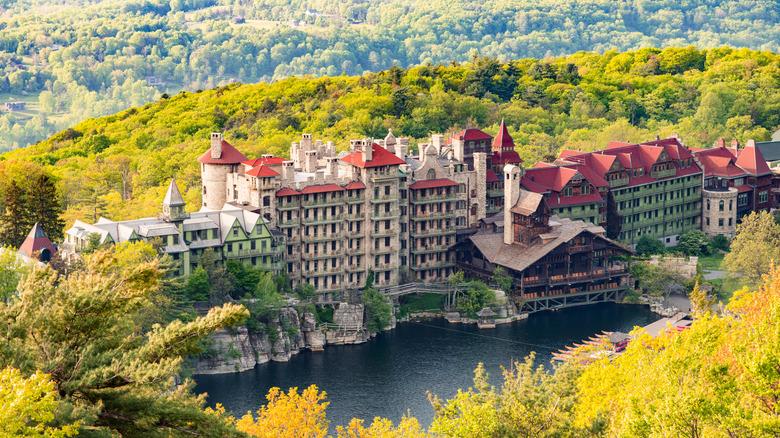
[427,169,436,179]
[729,199,733,211]
[707,199,710,210]
[760,190,769,203]
[233,228,238,237]
[738,193,749,207]
[706,218,710,226]
[458,183,465,193]
[562,186,573,197]
[719,200,724,211]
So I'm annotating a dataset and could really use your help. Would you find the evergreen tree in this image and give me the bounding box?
[26,173,65,243]
[0,181,30,248]
[605,191,622,240]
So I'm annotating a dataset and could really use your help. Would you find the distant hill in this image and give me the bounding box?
[2,0,780,149]
[1,47,779,230]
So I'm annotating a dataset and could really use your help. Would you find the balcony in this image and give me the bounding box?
[346,195,365,204]
[231,245,284,258]
[302,233,342,243]
[487,188,503,197]
[345,212,366,221]
[370,194,398,204]
[345,245,364,253]
[302,265,343,276]
[371,210,399,220]
[567,244,592,254]
[277,217,299,227]
[345,228,364,237]
[410,260,455,270]
[608,176,629,188]
[370,228,397,237]
[277,201,300,210]
[373,261,399,271]
[411,242,452,254]
[371,246,396,255]
[302,214,343,225]
[410,193,457,204]
[346,264,365,272]
[411,210,455,221]
[303,249,344,260]
[302,197,343,208]
[651,168,677,179]
[520,266,629,287]
[411,227,456,237]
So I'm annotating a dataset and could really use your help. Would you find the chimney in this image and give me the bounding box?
[431,134,445,154]
[362,138,373,162]
[714,138,726,148]
[326,157,339,178]
[452,137,464,163]
[326,141,335,157]
[350,139,361,153]
[304,150,318,173]
[281,161,295,182]
[262,154,274,159]
[210,133,223,159]
[474,152,487,221]
[504,165,522,245]
[301,133,313,150]
[397,137,409,159]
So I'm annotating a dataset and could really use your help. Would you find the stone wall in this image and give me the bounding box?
[702,187,737,238]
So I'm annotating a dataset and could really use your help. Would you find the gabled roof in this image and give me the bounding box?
[492,119,515,151]
[521,166,578,192]
[18,223,57,259]
[756,140,780,162]
[340,143,406,168]
[486,170,500,183]
[409,178,458,190]
[510,190,544,216]
[242,156,287,166]
[162,179,186,206]
[694,147,746,178]
[300,184,345,194]
[735,140,772,176]
[344,181,366,190]
[197,140,249,164]
[449,128,493,143]
[246,165,280,178]
[275,188,300,197]
[491,150,522,165]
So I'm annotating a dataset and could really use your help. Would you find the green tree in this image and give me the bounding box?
[723,211,780,285]
[677,230,712,256]
[0,250,248,435]
[605,191,622,240]
[635,235,665,256]
[491,266,513,292]
[456,280,495,316]
[0,181,30,248]
[0,247,26,304]
[26,173,65,243]
[362,288,391,333]
[185,266,210,301]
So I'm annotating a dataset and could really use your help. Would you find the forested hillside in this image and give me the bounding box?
[1,47,779,229]
[2,0,780,149]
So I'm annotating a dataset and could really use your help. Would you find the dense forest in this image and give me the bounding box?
[1,47,779,228]
[2,0,780,148]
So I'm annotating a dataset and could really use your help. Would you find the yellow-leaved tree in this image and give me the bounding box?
[236,385,330,438]
[0,367,78,437]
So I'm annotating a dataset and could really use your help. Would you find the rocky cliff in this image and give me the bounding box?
[191,303,369,375]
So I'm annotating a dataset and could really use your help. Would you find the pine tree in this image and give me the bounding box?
[0,181,30,248]
[26,173,65,243]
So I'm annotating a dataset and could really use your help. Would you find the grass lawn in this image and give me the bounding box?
[698,252,726,271]
[706,276,745,304]
[398,293,444,317]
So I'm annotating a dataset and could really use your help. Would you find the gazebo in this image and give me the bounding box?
[476,307,497,329]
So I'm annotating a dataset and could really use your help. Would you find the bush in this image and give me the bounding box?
[711,234,730,251]
[677,230,712,256]
[635,235,665,256]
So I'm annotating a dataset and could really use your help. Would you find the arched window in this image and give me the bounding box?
[719,200,724,211]
[427,169,436,180]
[729,199,733,211]
[707,199,710,210]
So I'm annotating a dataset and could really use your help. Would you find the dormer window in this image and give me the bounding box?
[562,187,573,197]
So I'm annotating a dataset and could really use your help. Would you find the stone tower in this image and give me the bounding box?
[504,164,522,245]
[198,132,248,209]
[162,179,187,222]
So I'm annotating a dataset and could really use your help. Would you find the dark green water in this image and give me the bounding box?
[194,303,658,428]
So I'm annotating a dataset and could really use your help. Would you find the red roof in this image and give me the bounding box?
[197,140,249,164]
[242,156,287,166]
[735,141,772,176]
[547,192,604,208]
[18,223,57,260]
[409,178,459,190]
[449,128,493,143]
[491,150,522,165]
[694,148,745,178]
[246,165,280,178]
[520,175,549,194]
[486,170,500,183]
[534,162,556,168]
[275,188,300,197]
[300,184,345,194]
[344,181,366,190]
[607,141,633,149]
[492,120,515,152]
[736,184,753,193]
[340,143,406,168]
[522,166,578,192]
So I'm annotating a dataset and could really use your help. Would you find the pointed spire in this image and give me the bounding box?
[19,223,57,261]
[163,179,186,206]
[492,119,515,152]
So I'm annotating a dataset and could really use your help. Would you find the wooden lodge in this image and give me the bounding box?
[455,172,631,313]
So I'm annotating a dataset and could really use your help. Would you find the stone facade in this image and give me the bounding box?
[701,187,738,238]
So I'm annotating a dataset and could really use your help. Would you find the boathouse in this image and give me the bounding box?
[455,165,631,313]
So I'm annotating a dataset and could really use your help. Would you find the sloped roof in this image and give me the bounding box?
[510,190,544,216]
[409,178,458,190]
[344,181,366,190]
[492,119,514,151]
[694,148,746,178]
[491,150,522,165]
[449,128,493,143]
[246,165,280,178]
[340,143,406,168]
[468,218,619,273]
[276,188,300,197]
[300,184,345,194]
[546,192,604,208]
[242,156,286,166]
[756,140,780,162]
[522,166,578,192]
[735,140,772,176]
[486,170,500,183]
[162,179,186,206]
[18,223,57,259]
[197,140,248,164]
